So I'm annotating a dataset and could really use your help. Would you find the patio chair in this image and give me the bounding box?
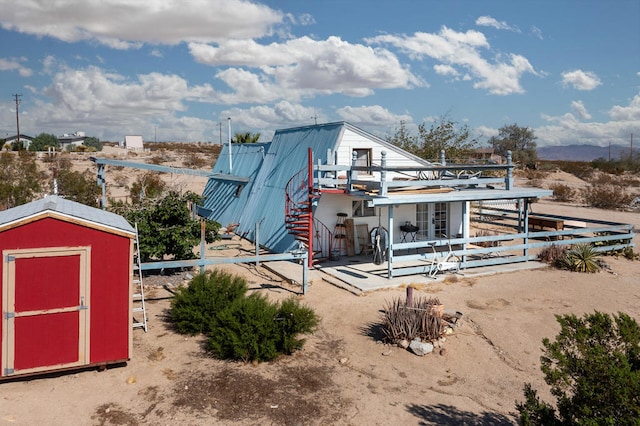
[356,224,373,255]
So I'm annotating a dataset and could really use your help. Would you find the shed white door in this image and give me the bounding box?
[2,247,90,377]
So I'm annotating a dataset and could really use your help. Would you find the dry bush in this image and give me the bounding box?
[182,153,209,168]
[538,244,567,265]
[381,296,443,343]
[581,183,635,209]
[474,229,501,248]
[550,183,575,202]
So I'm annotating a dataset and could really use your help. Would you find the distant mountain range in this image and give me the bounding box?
[537,144,636,162]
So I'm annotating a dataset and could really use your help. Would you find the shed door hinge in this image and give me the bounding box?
[4,368,14,375]
[78,296,88,310]
[4,312,15,319]
[5,255,15,262]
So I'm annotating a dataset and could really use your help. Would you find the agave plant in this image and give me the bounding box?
[561,243,600,273]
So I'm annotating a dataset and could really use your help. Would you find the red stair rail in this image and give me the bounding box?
[285,148,331,266]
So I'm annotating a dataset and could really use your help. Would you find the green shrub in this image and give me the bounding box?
[206,295,318,362]
[516,311,640,425]
[276,298,320,354]
[207,293,280,362]
[170,270,318,363]
[169,270,248,335]
[558,243,600,273]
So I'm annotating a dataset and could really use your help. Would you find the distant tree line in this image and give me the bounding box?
[3,133,102,152]
[387,115,538,166]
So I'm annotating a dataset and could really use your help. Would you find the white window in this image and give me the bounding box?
[353,149,372,175]
[415,203,449,239]
[352,200,375,217]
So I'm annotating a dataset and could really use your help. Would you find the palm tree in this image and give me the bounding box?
[232,132,261,143]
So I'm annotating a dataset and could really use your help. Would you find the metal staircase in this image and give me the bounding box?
[132,223,147,332]
[284,148,332,266]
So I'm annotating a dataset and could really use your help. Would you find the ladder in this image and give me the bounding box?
[132,223,148,332]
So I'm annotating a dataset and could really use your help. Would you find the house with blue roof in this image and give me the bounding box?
[199,122,633,279]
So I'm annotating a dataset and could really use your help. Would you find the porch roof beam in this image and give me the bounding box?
[366,188,552,206]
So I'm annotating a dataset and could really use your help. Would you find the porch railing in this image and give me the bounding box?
[313,150,516,196]
[387,211,634,278]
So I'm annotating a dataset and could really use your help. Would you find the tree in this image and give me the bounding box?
[129,172,167,204]
[387,116,479,162]
[0,152,43,210]
[232,132,261,143]
[489,124,537,166]
[29,133,60,152]
[516,311,640,425]
[84,136,102,151]
[54,164,102,207]
[115,191,220,262]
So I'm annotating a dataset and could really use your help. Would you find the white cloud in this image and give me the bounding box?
[0,57,32,76]
[536,93,640,146]
[609,94,640,121]
[367,27,539,95]
[475,16,519,32]
[336,105,412,127]
[433,64,459,77]
[221,101,319,131]
[531,26,544,40]
[561,70,602,91]
[571,100,591,120]
[0,0,283,49]
[3,64,223,141]
[192,36,422,102]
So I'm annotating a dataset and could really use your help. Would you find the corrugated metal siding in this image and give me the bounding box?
[233,123,344,253]
[199,143,269,229]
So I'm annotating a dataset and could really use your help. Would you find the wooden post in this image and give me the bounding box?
[406,286,413,307]
[200,220,205,274]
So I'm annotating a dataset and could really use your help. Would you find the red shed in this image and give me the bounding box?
[0,195,136,378]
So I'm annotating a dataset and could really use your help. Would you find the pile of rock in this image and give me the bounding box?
[402,309,462,357]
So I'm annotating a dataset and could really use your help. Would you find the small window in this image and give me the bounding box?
[352,200,375,217]
[353,148,372,175]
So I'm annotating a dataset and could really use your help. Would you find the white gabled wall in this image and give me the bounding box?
[334,128,427,180]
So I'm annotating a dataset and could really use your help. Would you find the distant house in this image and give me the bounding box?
[58,132,87,150]
[124,135,144,150]
[469,147,502,164]
[3,134,34,150]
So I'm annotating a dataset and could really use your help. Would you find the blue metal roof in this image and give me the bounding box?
[200,123,345,252]
[0,195,135,236]
[199,142,269,229]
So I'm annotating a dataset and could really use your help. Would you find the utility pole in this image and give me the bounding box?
[13,94,21,149]
[631,133,634,162]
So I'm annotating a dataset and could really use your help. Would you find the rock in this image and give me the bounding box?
[184,273,193,280]
[339,357,349,364]
[398,339,409,349]
[444,327,454,335]
[382,350,392,356]
[409,340,434,356]
[439,348,447,356]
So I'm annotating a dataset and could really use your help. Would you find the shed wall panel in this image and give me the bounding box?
[0,217,131,368]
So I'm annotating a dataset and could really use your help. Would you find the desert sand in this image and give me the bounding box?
[1,147,638,425]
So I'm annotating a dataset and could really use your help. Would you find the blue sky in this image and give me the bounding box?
[1,0,638,147]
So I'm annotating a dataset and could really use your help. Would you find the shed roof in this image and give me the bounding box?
[0,195,136,237]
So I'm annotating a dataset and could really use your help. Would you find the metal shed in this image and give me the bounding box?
[0,195,136,378]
